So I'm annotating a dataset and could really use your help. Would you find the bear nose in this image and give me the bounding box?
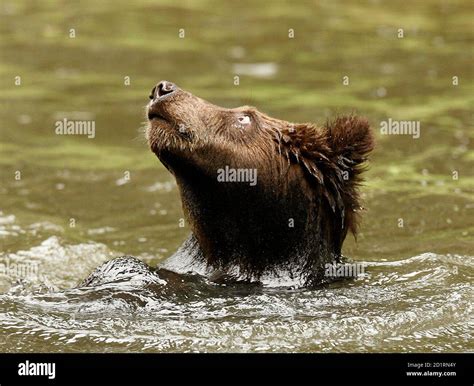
[149,81,176,100]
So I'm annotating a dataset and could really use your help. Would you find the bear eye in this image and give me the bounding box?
[237,115,251,125]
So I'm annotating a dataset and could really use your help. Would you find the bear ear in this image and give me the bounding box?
[322,115,374,236]
[274,115,374,236]
[324,115,375,171]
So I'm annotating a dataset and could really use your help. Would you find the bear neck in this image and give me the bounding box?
[172,165,341,284]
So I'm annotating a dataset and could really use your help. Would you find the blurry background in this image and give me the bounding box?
[0,0,472,353]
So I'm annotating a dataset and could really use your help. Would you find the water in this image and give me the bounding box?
[0,0,473,352]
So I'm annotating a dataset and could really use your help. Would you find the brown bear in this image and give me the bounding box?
[81,81,374,288]
[145,81,374,286]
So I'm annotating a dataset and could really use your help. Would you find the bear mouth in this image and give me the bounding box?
[147,111,168,122]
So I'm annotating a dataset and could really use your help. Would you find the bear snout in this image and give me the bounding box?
[149,80,177,100]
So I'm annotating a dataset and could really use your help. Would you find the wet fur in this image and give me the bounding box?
[146,85,375,285]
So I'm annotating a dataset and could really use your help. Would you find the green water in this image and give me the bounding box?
[0,0,472,352]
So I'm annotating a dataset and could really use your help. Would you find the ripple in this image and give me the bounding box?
[0,249,472,352]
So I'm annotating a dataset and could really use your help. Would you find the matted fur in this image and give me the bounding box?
[147,82,374,285]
